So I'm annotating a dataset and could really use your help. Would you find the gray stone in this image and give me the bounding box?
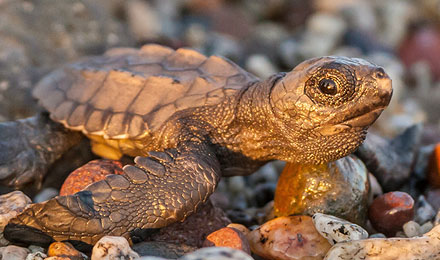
[33,188,58,203]
[403,221,421,237]
[415,195,436,224]
[0,245,29,260]
[91,236,139,260]
[179,247,254,260]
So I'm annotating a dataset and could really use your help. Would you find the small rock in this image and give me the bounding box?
[312,213,368,245]
[245,54,278,79]
[274,155,368,225]
[133,242,196,259]
[125,0,162,42]
[368,173,383,205]
[139,257,169,260]
[428,143,440,188]
[0,245,29,260]
[226,223,250,236]
[248,215,331,260]
[179,247,254,260]
[403,221,421,237]
[59,159,123,196]
[368,191,415,236]
[415,195,436,224]
[369,233,386,238]
[420,221,434,234]
[427,189,440,212]
[25,251,46,260]
[33,188,58,203]
[203,227,250,254]
[355,125,422,191]
[92,236,139,260]
[47,242,83,259]
[324,224,440,259]
[0,191,32,245]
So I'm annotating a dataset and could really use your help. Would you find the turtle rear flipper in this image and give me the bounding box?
[0,113,82,187]
[4,139,221,245]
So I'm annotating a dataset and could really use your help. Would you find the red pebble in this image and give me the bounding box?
[368,191,415,236]
[399,26,440,80]
[60,159,124,196]
[203,227,251,254]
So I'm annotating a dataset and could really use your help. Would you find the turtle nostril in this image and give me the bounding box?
[374,67,387,79]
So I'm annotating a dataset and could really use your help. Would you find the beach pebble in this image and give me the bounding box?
[26,251,47,260]
[402,221,421,237]
[227,223,250,236]
[203,227,250,254]
[91,236,139,260]
[324,224,440,259]
[47,242,84,259]
[274,155,368,225]
[312,213,368,245]
[133,241,196,259]
[0,245,29,260]
[368,191,415,236]
[415,195,436,224]
[59,159,123,196]
[248,215,331,260]
[0,191,32,245]
[33,188,58,203]
[179,247,254,260]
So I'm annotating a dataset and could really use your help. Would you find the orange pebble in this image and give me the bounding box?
[428,144,440,188]
[48,242,83,258]
[203,227,251,254]
[60,159,124,196]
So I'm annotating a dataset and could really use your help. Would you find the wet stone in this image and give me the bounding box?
[0,191,32,246]
[248,215,331,260]
[368,191,415,236]
[202,227,251,254]
[60,159,124,196]
[324,224,440,260]
[179,247,254,260]
[92,236,139,260]
[47,242,84,259]
[274,155,368,225]
[312,213,368,245]
[0,245,29,260]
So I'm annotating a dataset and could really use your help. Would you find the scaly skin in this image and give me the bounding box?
[4,56,392,246]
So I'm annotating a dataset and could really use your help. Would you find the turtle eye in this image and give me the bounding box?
[318,79,337,95]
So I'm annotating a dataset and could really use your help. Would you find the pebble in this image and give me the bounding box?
[227,223,250,236]
[368,173,383,205]
[33,187,58,203]
[203,227,251,254]
[429,143,440,188]
[312,213,368,245]
[248,215,331,260]
[324,224,440,259]
[59,159,123,196]
[403,220,421,237]
[91,236,139,260]
[274,155,368,225]
[415,195,436,224]
[125,0,162,41]
[26,251,47,260]
[369,233,386,238]
[47,242,84,259]
[133,242,196,259]
[0,245,29,260]
[179,247,254,260]
[0,191,32,246]
[368,191,415,236]
[245,54,278,79]
[355,125,422,191]
[420,221,434,234]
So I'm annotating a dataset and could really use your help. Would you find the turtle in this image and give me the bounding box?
[1,44,392,246]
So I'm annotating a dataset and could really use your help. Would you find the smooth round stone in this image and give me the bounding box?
[203,227,250,254]
[60,159,124,196]
[0,191,32,246]
[420,222,434,234]
[47,242,83,258]
[403,221,421,237]
[274,155,368,225]
[179,247,254,260]
[312,213,368,245]
[92,236,139,260]
[368,191,415,236]
[248,215,331,260]
[0,245,29,260]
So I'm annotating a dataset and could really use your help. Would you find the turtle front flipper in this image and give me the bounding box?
[0,113,82,187]
[4,139,221,246]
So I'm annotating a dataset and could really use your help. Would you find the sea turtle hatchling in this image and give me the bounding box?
[1,44,392,246]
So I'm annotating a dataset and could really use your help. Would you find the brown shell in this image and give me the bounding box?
[33,44,257,139]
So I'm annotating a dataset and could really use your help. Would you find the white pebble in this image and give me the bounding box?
[312,213,368,245]
[403,221,421,237]
[92,236,139,260]
[420,222,434,234]
[0,245,29,260]
[0,191,32,246]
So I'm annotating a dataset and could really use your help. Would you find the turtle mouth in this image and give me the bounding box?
[341,107,385,128]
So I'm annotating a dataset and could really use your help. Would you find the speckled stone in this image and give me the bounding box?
[91,236,139,260]
[324,223,440,259]
[25,251,47,260]
[59,159,123,196]
[248,215,331,260]
[47,242,83,259]
[203,227,251,254]
[312,213,368,245]
[368,191,415,236]
[179,247,254,260]
[274,155,368,225]
[0,191,32,246]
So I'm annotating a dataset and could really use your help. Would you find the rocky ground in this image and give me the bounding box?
[1,0,440,259]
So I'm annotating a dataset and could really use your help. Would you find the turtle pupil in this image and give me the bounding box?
[318,79,337,95]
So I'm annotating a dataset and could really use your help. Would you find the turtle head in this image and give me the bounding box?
[269,56,392,164]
